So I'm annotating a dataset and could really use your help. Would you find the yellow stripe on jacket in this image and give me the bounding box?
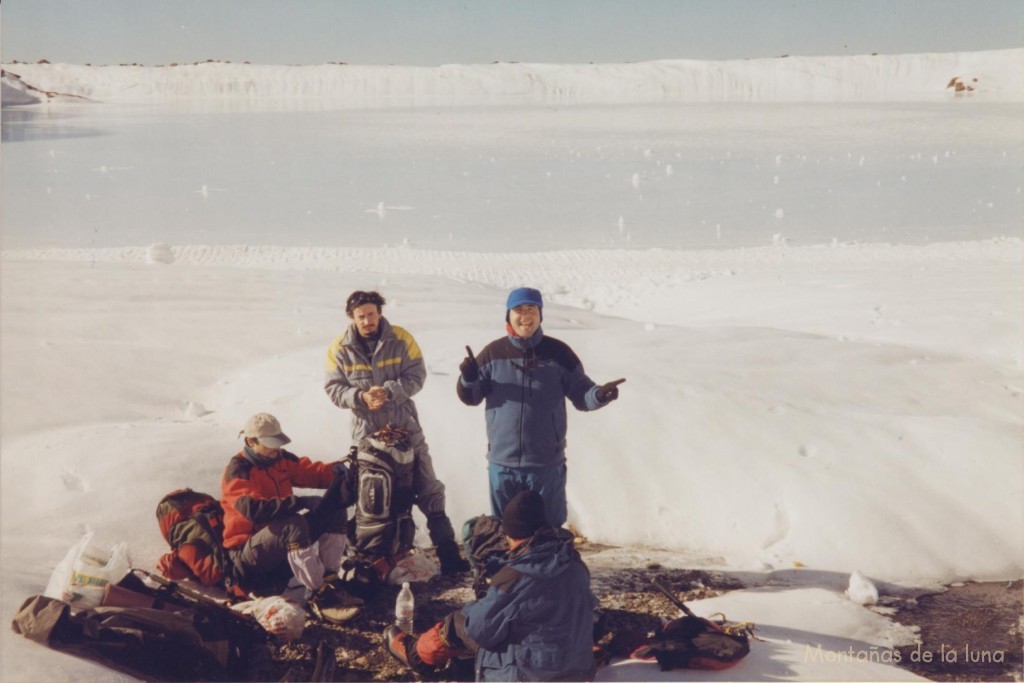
[391,326,423,360]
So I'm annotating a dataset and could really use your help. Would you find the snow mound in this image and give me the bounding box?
[144,243,175,264]
[846,570,880,605]
[183,401,212,420]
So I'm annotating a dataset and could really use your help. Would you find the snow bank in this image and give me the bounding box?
[4,49,1022,105]
[2,238,1020,586]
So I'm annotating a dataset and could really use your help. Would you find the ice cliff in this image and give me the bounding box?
[3,49,1022,105]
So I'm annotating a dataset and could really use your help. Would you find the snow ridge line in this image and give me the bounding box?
[3,240,1020,318]
[2,238,1020,269]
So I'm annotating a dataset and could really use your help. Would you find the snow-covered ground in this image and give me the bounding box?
[1,51,1022,681]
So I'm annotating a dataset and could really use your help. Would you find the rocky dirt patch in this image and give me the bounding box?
[261,548,745,681]
[892,580,1022,682]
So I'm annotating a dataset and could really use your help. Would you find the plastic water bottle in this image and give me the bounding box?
[395,581,414,634]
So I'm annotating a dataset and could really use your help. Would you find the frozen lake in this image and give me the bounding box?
[2,101,1021,251]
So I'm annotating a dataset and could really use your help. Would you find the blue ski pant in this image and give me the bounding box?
[488,463,567,528]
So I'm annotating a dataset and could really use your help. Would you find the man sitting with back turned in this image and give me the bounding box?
[384,490,599,681]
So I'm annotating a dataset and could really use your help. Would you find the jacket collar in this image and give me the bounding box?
[506,528,578,574]
[508,326,544,350]
[241,446,283,468]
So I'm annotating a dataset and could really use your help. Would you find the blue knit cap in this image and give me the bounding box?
[506,287,543,311]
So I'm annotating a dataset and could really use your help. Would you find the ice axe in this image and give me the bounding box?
[650,577,697,618]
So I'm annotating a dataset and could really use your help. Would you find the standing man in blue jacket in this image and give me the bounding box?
[384,490,599,681]
[456,287,624,528]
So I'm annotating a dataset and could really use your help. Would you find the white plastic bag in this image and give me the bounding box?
[387,551,440,585]
[232,596,306,642]
[43,532,131,608]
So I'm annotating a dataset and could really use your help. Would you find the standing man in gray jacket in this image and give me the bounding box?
[325,290,469,574]
[457,287,624,528]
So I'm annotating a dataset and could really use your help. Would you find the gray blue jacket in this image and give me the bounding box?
[460,529,598,681]
[324,317,426,442]
[457,328,606,468]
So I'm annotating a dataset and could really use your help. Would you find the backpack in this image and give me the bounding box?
[12,570,273,682]
[461,514,509,598]
[348,425,416,559]
[630,615,752,671]
[156,489,231,587]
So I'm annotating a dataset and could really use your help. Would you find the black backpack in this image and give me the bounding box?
[12,571,273,682]
[461,514,509,598]
[348,425,416,559]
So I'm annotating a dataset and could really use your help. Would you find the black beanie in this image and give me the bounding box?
[502,490,549,540]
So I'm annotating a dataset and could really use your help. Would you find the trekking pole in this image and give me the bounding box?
[132,567,270,631]
[134,568,277,640]
[649,577,698,618]
[133,567,232,607]
[310,642,337,682]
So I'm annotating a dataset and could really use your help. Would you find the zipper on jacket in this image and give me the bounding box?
[518,346,527,467]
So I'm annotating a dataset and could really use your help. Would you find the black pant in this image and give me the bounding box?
[230,494,346,588]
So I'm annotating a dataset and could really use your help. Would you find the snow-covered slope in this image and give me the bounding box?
[0,71,42,105]
[1,69,93,105]
[3,239,1021,584]
[4,49,1022,104]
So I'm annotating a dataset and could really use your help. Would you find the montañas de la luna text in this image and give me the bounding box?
[804,643,1006,665]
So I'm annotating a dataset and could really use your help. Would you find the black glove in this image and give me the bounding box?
[322,462,354,509]
[596,378,625,403]
[460,345,479,382]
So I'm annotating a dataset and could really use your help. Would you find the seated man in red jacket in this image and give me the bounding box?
[221,412,360,622]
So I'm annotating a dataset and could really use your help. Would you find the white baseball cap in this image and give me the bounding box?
[239,413,291,448]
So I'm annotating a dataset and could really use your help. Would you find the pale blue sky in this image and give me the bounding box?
[3,0,1022,66]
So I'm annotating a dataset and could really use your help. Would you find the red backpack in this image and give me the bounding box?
[155,489,231,587]
[630,615,752,671]
[627,579,753,671]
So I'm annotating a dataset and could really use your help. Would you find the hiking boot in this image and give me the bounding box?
[384,625,413,667]
[427,513,470,574]
[435,539,471,575]
[428,514,471,576]
[308,581,364,624]
[384,625,436,676]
